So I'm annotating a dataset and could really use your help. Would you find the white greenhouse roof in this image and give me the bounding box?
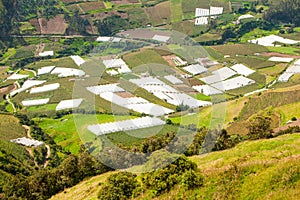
[7,74,29,80]
[211,76,255,91]
[96,36,111,42]
[183,64,208,75]
[51,67,85,77]
[10,80,46,96]
[56,99,83,111]
[30,83,60,94]
[210,6,223,15]
[39,51,54,57]
[152,35,170,43]
[130,77,210,108]
[278,72,294,82]
[88,117,166,135]
[86,83,125,95]
[268,57,294,63]
[294,59,300,65]
[193,85,223,96]
[200,67,237,84]
[195,8,210,17]
[248,35,299,47]
[230,64,255,76]
[99,92,173,116]
[22,98,50,106]
[37,66,56,75]
[238,14,254,20]
[195,17,209,25]
[164,75,183,85]
[70,55,85,66]
[11,137,44,147]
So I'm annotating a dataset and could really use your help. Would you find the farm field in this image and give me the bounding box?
[122,49,170,68]
[34,114,136,154]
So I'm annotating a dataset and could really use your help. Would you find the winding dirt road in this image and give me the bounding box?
[23,125,51,168]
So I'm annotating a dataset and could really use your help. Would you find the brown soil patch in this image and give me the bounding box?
[274,119,300,133]
[86,10,128,21]
[115,92,135,98]
[111,0,139,4]
[0,67,9,79]
[80,2,106,12]
[260,52,300,58]
[30,15,67,34]
[162,55,177,67]
[187,78,203,86]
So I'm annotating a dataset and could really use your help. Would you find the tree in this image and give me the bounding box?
[181,170,204,189]
[247,115,273,139]
[98,172,141,200]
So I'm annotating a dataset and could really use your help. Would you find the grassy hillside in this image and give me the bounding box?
[0,114,35,192]
[49,133,300,200]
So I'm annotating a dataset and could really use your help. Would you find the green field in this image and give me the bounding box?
[35,114,136,154]
[122,49,170,69]
[211,43,269,57]
[170,0,183,23]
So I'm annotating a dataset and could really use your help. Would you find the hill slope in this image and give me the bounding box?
[50,133,300,200]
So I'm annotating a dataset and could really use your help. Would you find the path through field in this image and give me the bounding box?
[5,94,16,113]
[23,125,51,168]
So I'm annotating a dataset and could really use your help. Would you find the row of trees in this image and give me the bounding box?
[98,155,204,199]
[3,151,111,199]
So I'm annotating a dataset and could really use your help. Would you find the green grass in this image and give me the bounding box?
[25,57,79,71]
[122,49,170,69]
[275,101,300,123]
[240,28,279,42]
[50,132,300,200]
[239,89,300,120]
[258,64,286,77]
[182,0,210,19]
[170,0,183,23]
[234,56,275,69]
[34,114,135,154]
[192,93,211,101]
[0,48,16,64]
[267,46,300,55]
[0,114,26,140]
[106,124,189,147]
[211,43,269,57]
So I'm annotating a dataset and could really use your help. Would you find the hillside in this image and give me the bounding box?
[50,133,300,200]
[0,0,300,199]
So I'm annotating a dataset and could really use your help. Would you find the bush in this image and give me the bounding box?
[181,170,204,189]
[98,172,141,200]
